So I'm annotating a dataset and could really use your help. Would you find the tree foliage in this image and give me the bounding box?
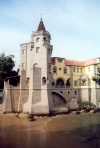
[0,53,18,89]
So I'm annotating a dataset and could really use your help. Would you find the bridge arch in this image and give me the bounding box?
[52,91,67,107]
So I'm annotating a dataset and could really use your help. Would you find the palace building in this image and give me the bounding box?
[3,19,100,114]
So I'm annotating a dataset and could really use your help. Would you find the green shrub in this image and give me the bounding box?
[78,100,94,107]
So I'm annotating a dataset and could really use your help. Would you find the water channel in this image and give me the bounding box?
[0,113,100,148]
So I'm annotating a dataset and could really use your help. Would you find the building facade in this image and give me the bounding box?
[3,19,100,114]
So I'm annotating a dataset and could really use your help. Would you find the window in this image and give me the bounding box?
[64,67,67,74]
[68,91,70,94]
[44,37,46,41]
[26,78,29,84]
[53,66,57,73]
[88,67,90,72]
[36,47,39,53]
[73,67,75,72]
[52,82,54,86]
[80,68,82,73]
[42,77,46,84]
[77,68,79,73]
[36,38,40,42]
[31,42,34,48]
[74,80,78,86]
[22,49,25,54]
[75,91,77,95]
[59,68,62,70]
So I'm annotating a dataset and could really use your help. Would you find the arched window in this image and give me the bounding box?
[36,37,40,42]
[64,67,67,74]
[36,47,39,53]
[53,66,57,73]
[42,77,46,84]
[44,37,46,41]
[75,91,77,95]
[56,78,64,87]
[52,82,55,86]
[66,78,70,87]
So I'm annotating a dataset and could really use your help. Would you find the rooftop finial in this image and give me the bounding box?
[41,13,42,20]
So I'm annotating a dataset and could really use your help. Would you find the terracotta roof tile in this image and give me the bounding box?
[64,59,84,66]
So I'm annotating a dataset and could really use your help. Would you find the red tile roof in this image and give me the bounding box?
[65,59,84,66]
[37,19,46,31]
[51,57,99,66]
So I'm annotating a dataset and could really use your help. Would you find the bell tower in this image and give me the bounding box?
[23,18,53,114]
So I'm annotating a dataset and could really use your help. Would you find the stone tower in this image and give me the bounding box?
[19,18,53,114]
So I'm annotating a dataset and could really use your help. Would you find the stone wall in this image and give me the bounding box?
[18,70,29,112]
[3,85,12,113]
[10,86,20,112]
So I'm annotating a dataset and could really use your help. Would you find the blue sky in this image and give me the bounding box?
[0,0,100,70]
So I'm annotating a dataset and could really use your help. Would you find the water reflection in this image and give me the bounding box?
[0,113,100,148]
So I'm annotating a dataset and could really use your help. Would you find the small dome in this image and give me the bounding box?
[80,74,89,80]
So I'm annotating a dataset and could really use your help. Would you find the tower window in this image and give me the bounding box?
[42,77,46,84]
[36,47,39,53]
[36,37,40,42]
[26,78,29,84]
[44,37,46,41]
